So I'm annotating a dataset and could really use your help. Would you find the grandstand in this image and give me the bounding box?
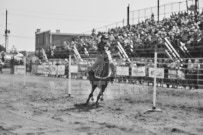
[33,0,203,89]
[35,0,203,60]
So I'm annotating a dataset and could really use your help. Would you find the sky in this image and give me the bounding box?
[0,0,202,52]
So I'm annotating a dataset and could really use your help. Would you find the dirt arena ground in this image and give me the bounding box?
[0,72,203,135]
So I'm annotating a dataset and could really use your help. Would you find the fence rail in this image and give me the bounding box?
[7,57,202,90]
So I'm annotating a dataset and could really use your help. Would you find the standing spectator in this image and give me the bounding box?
[29,60,32,74]
[163,59,169,87]
[198,16,203,30]
[186,59,196,89]
[193,59,200,89]
[10,56,15,74]
[1,51,5,62]
[0,59,3,73]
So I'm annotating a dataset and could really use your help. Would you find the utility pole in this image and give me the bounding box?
[186,0,188,13]
[157,0,159,22]
[195,0,198,22]
[127,4,130,26]
[5,10,9,52]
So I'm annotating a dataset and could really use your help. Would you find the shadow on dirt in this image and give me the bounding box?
[64,103,103,112]
[74,103,103,112]
[60,103,103,113]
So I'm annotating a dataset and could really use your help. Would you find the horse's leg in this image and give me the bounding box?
[96,81,108,105]
[86,84,97,105]
[101,82,108,101]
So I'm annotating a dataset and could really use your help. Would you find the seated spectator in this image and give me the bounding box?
[73,9,203,59]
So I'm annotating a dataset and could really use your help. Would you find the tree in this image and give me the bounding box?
[10,45,17,54]
[0,44,5,52]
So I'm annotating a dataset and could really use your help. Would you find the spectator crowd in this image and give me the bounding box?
[66,9,203,58]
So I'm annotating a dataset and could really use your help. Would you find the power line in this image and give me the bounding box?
[130,0,193,12]
[7,8,121,20]
[9,35,34,39]
[9,12,115,23]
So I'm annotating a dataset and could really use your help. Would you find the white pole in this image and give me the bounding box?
[146,44,161,112]
[68,55,71,96]
[23,56,26,88]
[153,51,157,109]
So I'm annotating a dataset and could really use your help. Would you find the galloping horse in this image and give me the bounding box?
[86,55,112,105]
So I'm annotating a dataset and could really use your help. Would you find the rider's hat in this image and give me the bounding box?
[101,34,109,40]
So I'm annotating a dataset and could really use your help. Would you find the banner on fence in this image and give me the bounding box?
[148,68,164,78]
[131,66,146,77]
[177,70,185,79]
[14,66,25,75]
[26,64,31,72]
[116,66,129,76]
[168,70,185,79]
[168,70,177,79]
[50,65,57,75]
[37,65,44,74]
[70,65,78,73]
[57,65,65,75]
[43,65,50,75]
[31,65,38,74]
[78,64,87,72]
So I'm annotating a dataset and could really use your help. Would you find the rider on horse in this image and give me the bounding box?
[89,34,115,83]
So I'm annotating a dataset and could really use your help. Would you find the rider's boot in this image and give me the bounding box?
[111,75,115,84]
[110,63,115,84]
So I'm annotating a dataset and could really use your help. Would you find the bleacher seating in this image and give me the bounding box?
[71,10,203,58]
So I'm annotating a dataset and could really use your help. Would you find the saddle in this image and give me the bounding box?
[88,54,115,82]
[88,64,114,84]
[94,64,110,78]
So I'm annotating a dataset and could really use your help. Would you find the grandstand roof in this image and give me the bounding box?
[51,32,91,37]
[36,29,91,37]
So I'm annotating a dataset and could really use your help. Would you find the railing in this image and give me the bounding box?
[83,0,203,34]
[130,0,193,24]
[19,57,203,89]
